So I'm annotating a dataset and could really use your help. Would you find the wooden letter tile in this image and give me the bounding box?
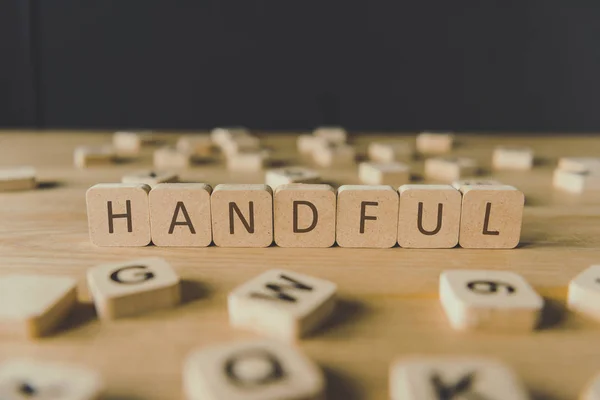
[493,146,534,170]
[416,131,454,154]
[227,151,268,172]
[113,130,155,154]
[336,185,398,248]
[297,134,322,155]
[359,161,410,186]
[74,145,116,168]
[440,270,543,332]
[0,275,77,338]
[265,167,320,189]
[398,184,461,248]
[274,184,336,248]
[211,184,273,247]
[425,157,478,182]
[121,170,178,186]
[221,135,261,157]
[0,358,103,400]
[313,143,355,167]
[368,140,414,163]
[390,356,529,400]
[86,183,151,247]
[558,157,600,174]
[459,185,524,249]
[553,169,600,193]
[184,339,324,400]
[87,257,180,320]
[568,265,600,321]
[149,183,212,247]
[177,134,214,157]
[313,125,347,144]
[0,166,36,191]
[228,269,336,341]
[153,146,192,169]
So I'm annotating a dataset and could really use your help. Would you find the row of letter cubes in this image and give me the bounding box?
[86,182,525,248]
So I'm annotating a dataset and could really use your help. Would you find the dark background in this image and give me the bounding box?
[2,1,600,131]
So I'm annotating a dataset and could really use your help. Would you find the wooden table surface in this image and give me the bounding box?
[1,130,600,400]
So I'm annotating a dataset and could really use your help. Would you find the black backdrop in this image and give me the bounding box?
[3,1,600,131]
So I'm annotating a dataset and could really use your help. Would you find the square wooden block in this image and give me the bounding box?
[390,356,529,400]
[492,146,534,170]
[265,167,320,189]
[451,178,502,191]
[558,157,600,174]
[177,134,214,157]
[568,265,600,321]
[274,184,336,248]
[368,140,414,163]
[86,183,151,247]
[149,183,212,247]
[313,144,355,167]
[398,185,461,248]
[459,185,524,249]
[425,157,478,182]
[153,146,192,169]
[336,185,399,248]
[87,257,180,320]
[0,358,103,400]
[0,166,36,191]
[359,162,410,186]
[211,184,273,247]
[221,135,261,157]
[416,132,454,154]
[228,269,336,341]
[227,151,268,172]
[0,275,77,338]
[113,130,155,154]
[74,145,116,168]
[184,339,324,400]
[211,126,251,147]
[553,169,600,193]
[440,270,543,332]
[121,170,179,186]
[313,125,347,144]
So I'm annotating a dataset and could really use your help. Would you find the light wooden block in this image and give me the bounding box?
[440,270,543,332]
[313,143,355,167]
[553,169,600,193]
[184,339,324,400]
[451,178,502,191]
[86,183,151,247]
[227,151,268,172]
[0,358,103,400]
[149,183,212,247]
[274,184,336,248]
[581,372,600,400]
[113,130,154,154]
[358,161,410,186]
[121,170,179,186]
[493,146,534,170]
[177,134,214,157]
[211,126,251,147]
[153,146,192,169]
[425,156,478,182]
[74,145,116,168]
[211,184,273,248]
[297,134,324,154]
[87,257,180,320]
[228,269,336,341]
[416,131,454,154]
[221,135,261,157]
[313,125,347,144]
[0,275,77,338]
[336,185,398,248]
[368,140,414,163]
[567,265,600,321]
[0,166,36,191]
[390,356,529,400]
[558,157,600,174]
[459,185,524,249]
[398,184,461,248]
[265,167,320,189]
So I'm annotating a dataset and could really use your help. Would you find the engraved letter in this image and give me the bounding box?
[229,202,254,234]
[110,265,154,284]
[225,349,284,387]
[482,202,500,235]
[431,372,489,399]
[466,280,516,295]
[417,202,443,236]
[360,201,378,234]
[168,201,196,234]
[250,274,313,303]
[293,201,318,233]
[107,200,132,233]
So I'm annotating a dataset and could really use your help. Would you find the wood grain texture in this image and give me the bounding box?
[1,131,600,399]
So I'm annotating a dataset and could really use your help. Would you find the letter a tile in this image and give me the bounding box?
[228,269,337,342]
[274,184,336,248]
[86,183,151,247]
[87,257,180,320]
[440,270,543,332]
[390,356,529,400]
[184,339,324,400]
[568,265,600,321]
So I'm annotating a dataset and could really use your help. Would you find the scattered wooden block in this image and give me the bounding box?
[0,275,77,338]
[416,131,454,154]
[568,265,600,321]
[228,269,336,341]
[336,185,399,248]
[451,178,502,191]
[581,372,600,400]
[153,146,192,169]
[274,184,336,248]
[558,157,600,174]
[227,150,268,172]
[86,183,151,247]
[74,145,116,168]
[397,184,461,248]
[113,130,155,154]
[425,157,478,182]
[553,169,600,193]
[0,358,103,400]
[211,184,273,247]
[149,183,213,247]
[313,143,355,167]
[177,134,214,157]
[440,270,543,332]
[368,140,414,163]
[297,134,323,155]
[358,161,410,186]
[458,185,524,249]
[184,339,324,400]
[390,356,529,400]
[221,135,261,157]
[313,125,347,144]
[493,146,534,170]
[265,166,320,189]
[0,166,36,191]
[211,126,251,147]
[87,257,180,320]
[121,170,178,186]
